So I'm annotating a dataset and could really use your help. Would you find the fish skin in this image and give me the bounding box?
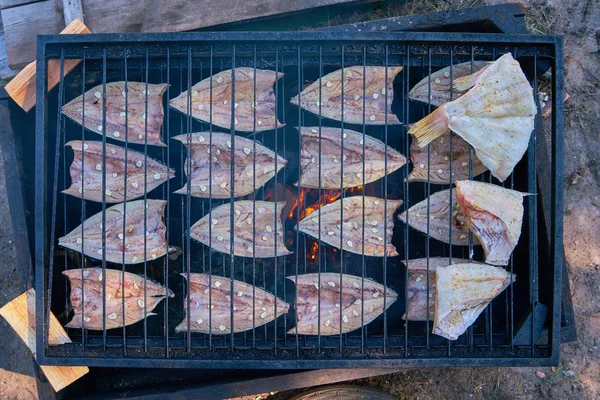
[298,127,406,189]
[296,196,401,257]
[63,268,173,330]
[175,273,289,334]
[287,273,397,335]
[190,200,292,258]
[407,133,487,184]
[408,61,488,107]
[408,53,537,182]
[63,140,175,203]
[58,200,168,264]
[455,180,524,266]
[403,257,472,321]
[433,263,515,340]
[169,68,284,132]
[398,189,478,246]
[172,132,286,198]
[62,82,167,147]
[290,66,402,125]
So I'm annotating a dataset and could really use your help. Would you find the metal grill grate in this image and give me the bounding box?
[35,32,564,368]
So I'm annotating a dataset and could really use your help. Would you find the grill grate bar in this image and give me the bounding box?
[35,33,562,367]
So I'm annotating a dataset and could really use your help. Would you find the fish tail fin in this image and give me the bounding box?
[452,65,489,92]
[408,107,450,148]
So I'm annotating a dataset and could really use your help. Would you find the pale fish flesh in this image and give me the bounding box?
[287,273,397,335]
[175,273,289,334]
[296,196,401,257]
[408,53,537,181]
[63,268,173,330]
[298,127,406,189]
[455,180,525,266]
[403,257,472,321]
[58,200,168,264]
[398,189,478,246]
[433,263,515,340]
[407,133,487,184]
[190,200,292,258]
[63,140,175,203]
[290,66,402,125]
[172,132,286,198]
[62,82,168,147]
[169,68,284,132]
[408,61,488,107]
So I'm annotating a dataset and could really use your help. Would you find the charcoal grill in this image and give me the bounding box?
[35,31,564,368]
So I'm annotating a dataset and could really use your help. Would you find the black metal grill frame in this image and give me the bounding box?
[35,31,564,368]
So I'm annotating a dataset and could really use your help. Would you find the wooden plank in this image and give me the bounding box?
[0,0,44,10]
[5,18,90,112]
[1,28,19,81]
[0,289,89,392]
[2,0,365,68]
[61,0,84,24]
[1,0,63,69]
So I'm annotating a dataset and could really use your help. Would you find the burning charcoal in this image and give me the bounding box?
[408,61,488,107]
[298,127,406,189]
[170,68,284,132]
[407,133,487,184]
[398,189,477,246]
[409,53,537,182]
[175,273,289,334]
[58,200,168,264]
[172,132,286,198]
[434,263,515,340]
[287,273,397,335]
[63,140,175,203]
[403,257,472,321]
[290,66,402,125]
[63,268,173,330]
[296,196,401,257]
[190,200,292,258]
[455,180,525,266]
[62,82,168,147]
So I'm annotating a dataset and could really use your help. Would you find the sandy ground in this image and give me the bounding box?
[0,0,598,399]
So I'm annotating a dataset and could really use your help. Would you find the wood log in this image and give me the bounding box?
[0,289,89,392]
[4,18,90,112]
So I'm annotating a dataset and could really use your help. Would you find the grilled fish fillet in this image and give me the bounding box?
[403,257,471,321]
[287,273,397,335]
[290,66,402,125]
[63,140,175,203]
[433,263,515,340]
[408,61,488,107]
[170,68,284,132]
[58,200,168,264]
[190,200,292,258]
[408,53,537,181]
[62,82,168,147]
[175,273,289,334]
[407,133,487,184]
[63,268,173,330]
[298,127,406,189]
[398,189,478,246]
[455,180,525,266]
[172,132,286,198]
[296,196,401,257]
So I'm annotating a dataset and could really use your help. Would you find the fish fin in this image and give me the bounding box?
[408,106,450,148]
[287,327,297,335]
[290,95,299,106]
[452,65,489,92]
